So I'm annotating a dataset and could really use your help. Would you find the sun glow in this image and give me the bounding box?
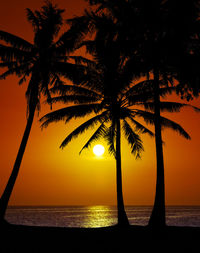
[93,144,105,157]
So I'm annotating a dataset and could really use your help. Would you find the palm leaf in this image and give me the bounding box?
[56,15,90,52]
[125,80,154,97]
[60,111,108,148]
[0,63,32,80]
[0,44,32,62]
[134,109,191,140]
[40,103,103,128]
[79,122,107,154]
[26,8,40,31]
[159,87,177,97]
[50,84,102,98]
[122,119,144,159]
[82,40,99,56]
[51,62,88,85]
[69,56,96,68]
[0,30,33,51]
[129,117,154,137]
[161,117,191,139]
[118,57,147,93]
[47,94,100,104]
[127,79,174,97]
[127,86,177,105]
[140,102,190,113]
[136,101,200,116]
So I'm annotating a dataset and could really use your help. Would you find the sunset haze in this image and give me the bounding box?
[0,0,200,207]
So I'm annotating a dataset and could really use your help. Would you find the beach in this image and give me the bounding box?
[2,206,200,252]
[1,221,200,252]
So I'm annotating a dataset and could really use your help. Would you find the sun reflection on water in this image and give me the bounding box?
[81,205,117,228]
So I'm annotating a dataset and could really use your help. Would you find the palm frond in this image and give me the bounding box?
[161,117,191,140]
[122,119,144,159]
[133,109,155,125]
[141,102,188,113]
[56,15,90,52]
[125,80,154,97]
[0,30,33,51]
[19,74,27,85]
[134,109,191,140]
[119,107,135,119]
[118,57,147,93]
[129,117,154,137]
[69,56,96,68]
[26,8,40,31]
[79,122,107,154]
[47,94,100,104]
[138,102,200,113]
[51,62,88,85]
[159,87,176,97]
[0,44,32,62]
[128,93,153,105]
[60,111,108,148]
[126,80,176,100]
[50,84,102,98]
[0,63,32,80]
[82,40,99,56]
[127,86,177,105]
[40,103,103,128]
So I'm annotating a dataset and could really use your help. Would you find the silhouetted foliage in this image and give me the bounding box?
[85,0,200,227]
[40,8,197,226]
[0,1,85,221]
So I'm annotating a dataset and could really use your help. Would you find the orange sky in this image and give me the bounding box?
[0,0,200,206]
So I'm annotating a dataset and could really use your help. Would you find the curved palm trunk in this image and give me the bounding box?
[0,104,36,223]
[116,118,129,226]
[148,68,166,228]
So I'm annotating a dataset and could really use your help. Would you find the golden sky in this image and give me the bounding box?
[0,0,200,206]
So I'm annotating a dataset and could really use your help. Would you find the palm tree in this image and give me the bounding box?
[135,0,200,227]
[40,44,147,227]
[86,0,200,228]
[0,1,85,224]
[40,11,194,226]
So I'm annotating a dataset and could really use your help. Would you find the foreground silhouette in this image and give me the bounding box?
[1,221,200,252]
[40,10,196,226]
[87,0,200,227]
[0,2,85,223]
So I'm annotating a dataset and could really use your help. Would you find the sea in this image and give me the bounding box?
[5,206,200,228]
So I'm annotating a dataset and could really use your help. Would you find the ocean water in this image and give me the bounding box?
[5,206,200,228]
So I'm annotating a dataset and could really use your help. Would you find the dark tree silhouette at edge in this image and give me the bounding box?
[0,2,85,224]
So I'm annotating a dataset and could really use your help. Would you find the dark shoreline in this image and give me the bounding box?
[1,222,200,252]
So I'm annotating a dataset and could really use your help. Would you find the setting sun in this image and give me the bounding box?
[93,144,105,157]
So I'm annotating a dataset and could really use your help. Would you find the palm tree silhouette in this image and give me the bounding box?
[80,0,200,227]
[40,42,148,227]
[135,0,200,227]
[86,0,168,227]
[40,10,194,226]
[0,1,85,223]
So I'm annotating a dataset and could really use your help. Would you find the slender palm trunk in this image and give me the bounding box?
[116,118,129,226]
[148,68,166,228]
[0,104,36,223]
